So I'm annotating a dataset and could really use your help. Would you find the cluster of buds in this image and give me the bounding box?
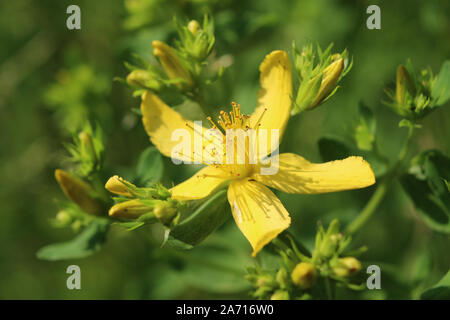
[311,220,363,281]
[246,219,365,299]
[53,124,109,229]
[105,175,181,227]
[123,15,216,95]
[245,266,291,300]
[175,15,215,62]
[291,42,352,115]
[384,60,450,120]
[65,123,104,178]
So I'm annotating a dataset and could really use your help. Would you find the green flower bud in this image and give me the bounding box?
[187,20,201,35]
[79,131,97,165]
[332,257,361,277]
[176,15,215,62]
[126,69,163,91]
[55,169,105,216]
[55,210,73,226]
[276,267,289,289]
[292,43,351,115]
[270,290,290,300]
[291,262,316,289]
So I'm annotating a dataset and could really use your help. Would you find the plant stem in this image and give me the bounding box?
[346,125,415,234]
[192,89,215,117]
[324,277,334,300]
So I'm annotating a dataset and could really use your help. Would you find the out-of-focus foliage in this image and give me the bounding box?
[1,0,449,299]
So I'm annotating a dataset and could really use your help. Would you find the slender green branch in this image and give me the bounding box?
[346,125,415,234]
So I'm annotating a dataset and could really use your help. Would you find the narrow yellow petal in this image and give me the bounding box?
[170,165,230,200]
[253,153,375,194]
[227,179,291,256]
[250,50,292,150]
[141,91,195,162]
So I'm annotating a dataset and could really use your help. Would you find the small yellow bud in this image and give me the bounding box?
[55,169,104,215]
[333,257,362,277]
[291,262,316,289]
[152,40,192,88]
[108,199,151,219]
[270,290,290,300]
[105,175,136,197]
[187,20,201,35]
[311,58,344,108]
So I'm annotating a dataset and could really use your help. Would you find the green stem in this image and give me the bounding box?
[324,278,334,300]
[191,88,215,117]
[346,125,415,234]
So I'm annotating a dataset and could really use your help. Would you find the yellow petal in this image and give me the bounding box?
[227,179,291,256]
[170,165,230,200]
[253,153,375,194]
[250,50,292,154]
[141,91,195,162]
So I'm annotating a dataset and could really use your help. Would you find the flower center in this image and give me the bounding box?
[187,102,267,180]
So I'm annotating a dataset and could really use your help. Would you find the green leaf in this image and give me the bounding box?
[168,189,229,247]
[318,137,351,162]
[421,270,450,299]
[355,103,375,151]
[400,150,450,233]
[36,219,110,261]
[136,147,163,184]
[432,60,450,106]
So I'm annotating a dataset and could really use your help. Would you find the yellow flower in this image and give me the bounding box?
[139,50,375,256]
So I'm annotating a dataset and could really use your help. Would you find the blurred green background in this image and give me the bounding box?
[0,0,449,299]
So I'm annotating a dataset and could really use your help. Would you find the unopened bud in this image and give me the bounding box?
[310,58,344,108]
[79,131,97,164]
[55,169,104,215]
[55,210,72,226]
[187,20,201,35]
[105,175,136,197]
[291,262,316,289]
[152,40,192,88]
[332,257,361,277]
[108,199,152,219]
[256,274,277,288]
[126,69,162,91]
[270,290,290,300]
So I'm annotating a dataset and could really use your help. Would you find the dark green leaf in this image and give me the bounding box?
[318,137,351,162]
[355,103,375,151]
[400,150,450,233]
[136,146,163,184]
[432,60,450,106]
[421,270,450,299]
[36,219,110,261]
